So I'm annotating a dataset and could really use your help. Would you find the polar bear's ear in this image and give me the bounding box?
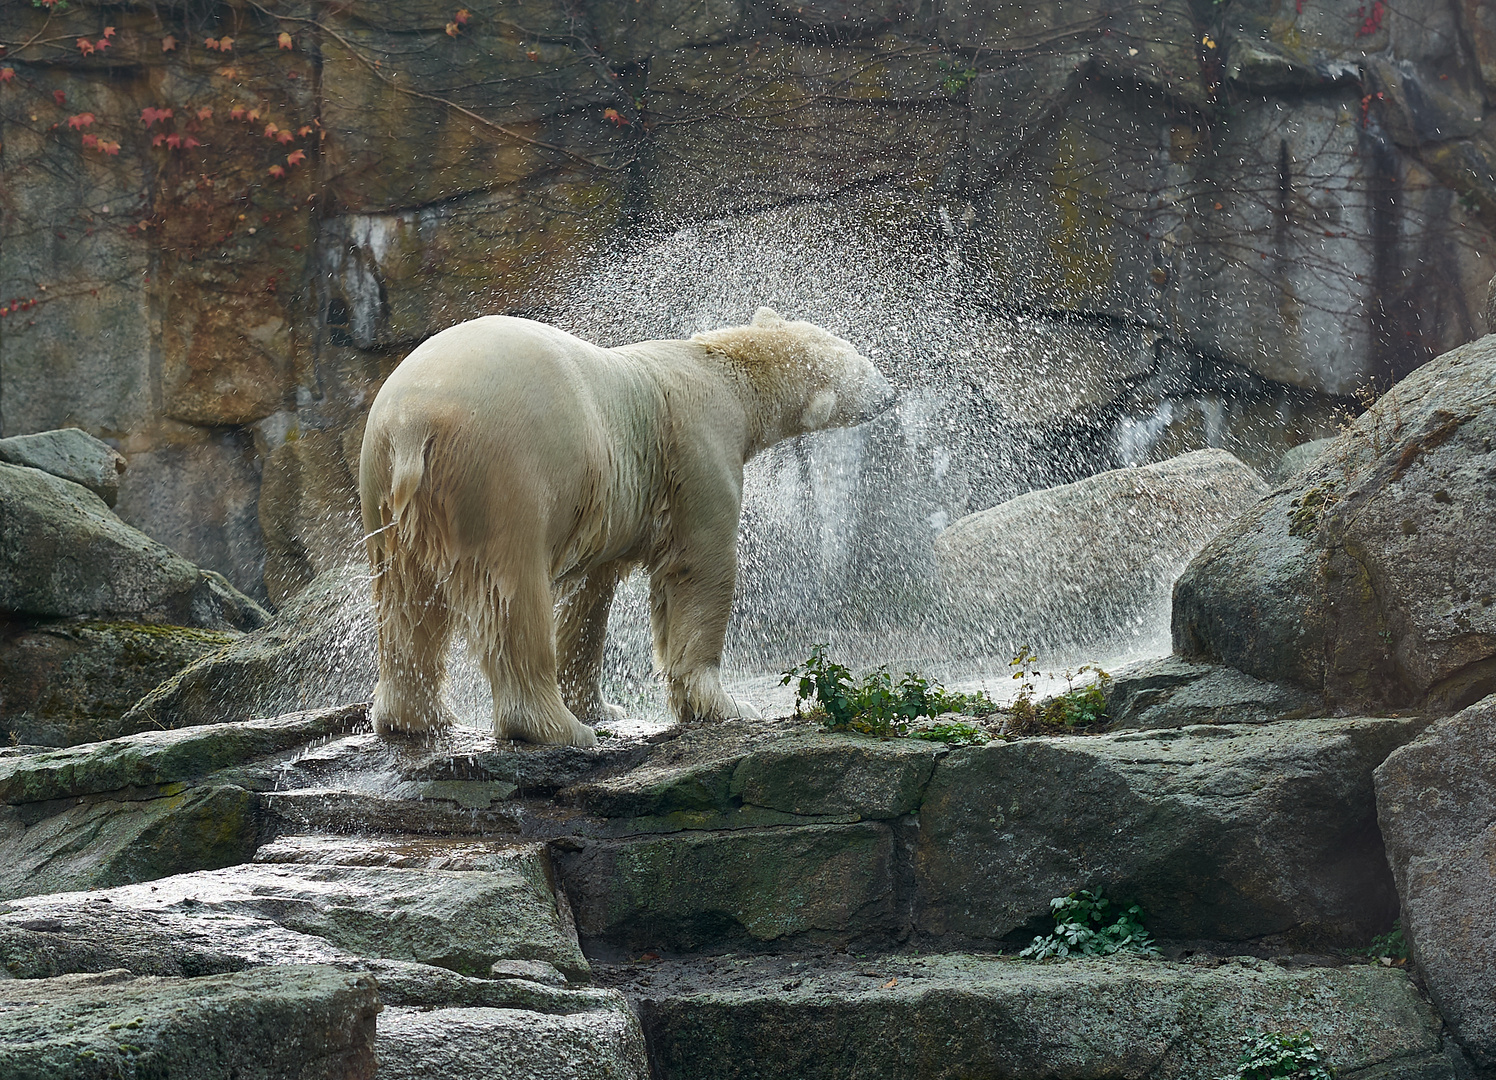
[802,389,836,430]
[752,307,784,327]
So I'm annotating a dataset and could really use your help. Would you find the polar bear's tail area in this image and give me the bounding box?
[386,430,433,528]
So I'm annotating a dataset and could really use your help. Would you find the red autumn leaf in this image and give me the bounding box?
[67,112,94,129]
[286,148,306,165]
[80,133,98,149]
[196,106,213,120]
[77,38,95,56]
[95,37,109,51]
[267,164,285,178]
[53,89,66,105]
[454,8,470,24]
[276,129,293,144]
[445,22,459,36]
[103,26,116,38]
[263,122,279,137]
[218,36,234,50]
[205,37,220,51]
[161,35,177,52]
[165,132,181,148]
[0,68,14,83]
[140,106,173,126]
[184,136,201,147]
[603,107,628,126]
[151,132,165,146]
[100,140,119,155]
[246,108,260,122]
[277,31,293,49]
[230,106,245,120]
[297,124,313,136]
[525,49,540,61]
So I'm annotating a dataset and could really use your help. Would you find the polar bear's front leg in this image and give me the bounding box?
[556,563,628,727]
[649,551,761,725]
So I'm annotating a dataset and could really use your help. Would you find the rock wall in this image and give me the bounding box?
[2,0,1493,600]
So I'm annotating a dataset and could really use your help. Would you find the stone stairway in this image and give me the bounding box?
[0,702,1478,1078]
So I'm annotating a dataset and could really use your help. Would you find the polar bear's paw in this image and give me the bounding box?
[670,669,761,723]
[495,702,598,748]
[371,680,456,737]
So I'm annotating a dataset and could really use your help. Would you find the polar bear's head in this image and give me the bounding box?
[695,308,895,448]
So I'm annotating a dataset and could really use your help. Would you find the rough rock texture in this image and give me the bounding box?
[378,1005,650,1080]
[0,783,260,901]
[545,715,1425,952]
[934,450,1267,657]
[1173,334,1496,712]
[257,430,364,606]
[0,832,588,979]
[1104,655,1321,730]
[632,954,1449,1080]
[0,708,365,899]
[0,621,235,747]
[0,966,380,1080]
[0,427,126,506]
[0,463,267,631]
[1376,694,1496,1067]
[1270,436,1337,483]
[4,1,1490,600]
[122,566,377,733]
[914,718,1423,949]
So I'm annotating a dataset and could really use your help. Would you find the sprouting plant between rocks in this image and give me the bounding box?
[1358,919,1409,965]
[782,644,994,742]
[1018,889,1159,960]
[1220,1031,1334,1080]
[1006,647,1112,733]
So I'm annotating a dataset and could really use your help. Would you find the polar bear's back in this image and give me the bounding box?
[361,316,667,569]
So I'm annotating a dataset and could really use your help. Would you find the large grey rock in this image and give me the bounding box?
[0,783,260,901]
[0,620,235,747]
[915,717,1426,948]
[1376,694,1496,1067]
[121,566,377,732]
[1105,655,1320,730]
[378,1004,650,1080]
[0,705,366,806]
[0,462,266,631]
[934,450,1267,658]
[0,427,126,506]
[0,966,379,1080]
[1173,335,1496,712]
[0,842,589,980]
[634,954,1448,1080]
[1269,436,1336,484]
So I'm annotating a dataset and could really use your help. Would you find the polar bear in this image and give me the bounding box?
[358,308,894,747]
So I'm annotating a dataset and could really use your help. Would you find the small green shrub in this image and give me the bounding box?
[1018,889,1159,960]
[782,645,996,741]
[1358,919,1409,964]
[1006,648,1112,733]
[1221,1031,1333,1080]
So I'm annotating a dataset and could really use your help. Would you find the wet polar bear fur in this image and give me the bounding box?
[359,308,894,747]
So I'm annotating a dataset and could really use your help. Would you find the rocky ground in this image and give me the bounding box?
[0,690,1490,1078]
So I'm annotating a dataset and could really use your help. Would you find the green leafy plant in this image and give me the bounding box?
[1019,889,1159,960]
[937,60,978,94]
[1006,648,1112,732]
[782,645,995,740]
[1221,1031,1333,1080]
[1358,920,1409,964]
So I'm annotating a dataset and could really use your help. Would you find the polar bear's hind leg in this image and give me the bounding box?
[370,546,457,735]
[478,560,599,748]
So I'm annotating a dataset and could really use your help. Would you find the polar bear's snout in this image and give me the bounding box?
[854,364,898,424]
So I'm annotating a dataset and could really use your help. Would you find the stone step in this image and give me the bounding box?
[612,953,1454,1080]
[0,966,378,1079]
